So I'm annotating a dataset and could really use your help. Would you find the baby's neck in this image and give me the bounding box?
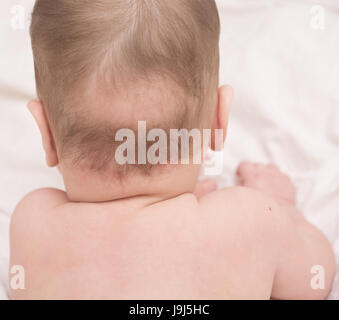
[60,164,201,203]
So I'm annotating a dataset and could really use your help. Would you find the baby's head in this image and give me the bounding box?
[29,0,233,201]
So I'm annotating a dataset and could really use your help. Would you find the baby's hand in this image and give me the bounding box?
[194,179,217,199]
[236,162,296,206]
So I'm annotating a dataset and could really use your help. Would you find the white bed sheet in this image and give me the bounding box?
[0,0,338,300]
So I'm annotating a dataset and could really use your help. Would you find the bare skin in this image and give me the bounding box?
[9,163,335,300]
[9,85,335,299]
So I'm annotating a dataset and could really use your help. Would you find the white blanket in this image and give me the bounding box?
[0,0,338,300]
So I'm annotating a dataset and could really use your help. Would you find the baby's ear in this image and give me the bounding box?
[211,85,233,151]
[27,100,59,167]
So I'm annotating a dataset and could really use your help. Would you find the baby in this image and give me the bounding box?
[10,0,335,299]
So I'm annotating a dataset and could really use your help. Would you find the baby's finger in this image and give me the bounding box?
[236,162,254,177]
[253,163,267,171]
[266,163,280,172]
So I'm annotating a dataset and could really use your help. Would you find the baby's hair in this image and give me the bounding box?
[30,0,220,175]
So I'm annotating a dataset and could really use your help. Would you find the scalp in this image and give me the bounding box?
[30,0,220,176]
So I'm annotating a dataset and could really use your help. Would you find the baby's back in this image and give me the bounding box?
[10,187,278,300]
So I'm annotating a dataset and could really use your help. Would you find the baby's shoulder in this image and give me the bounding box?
[197,186,284,244]
[11,188,68,224]
[199,186,279,214]
[10,188,69,250]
